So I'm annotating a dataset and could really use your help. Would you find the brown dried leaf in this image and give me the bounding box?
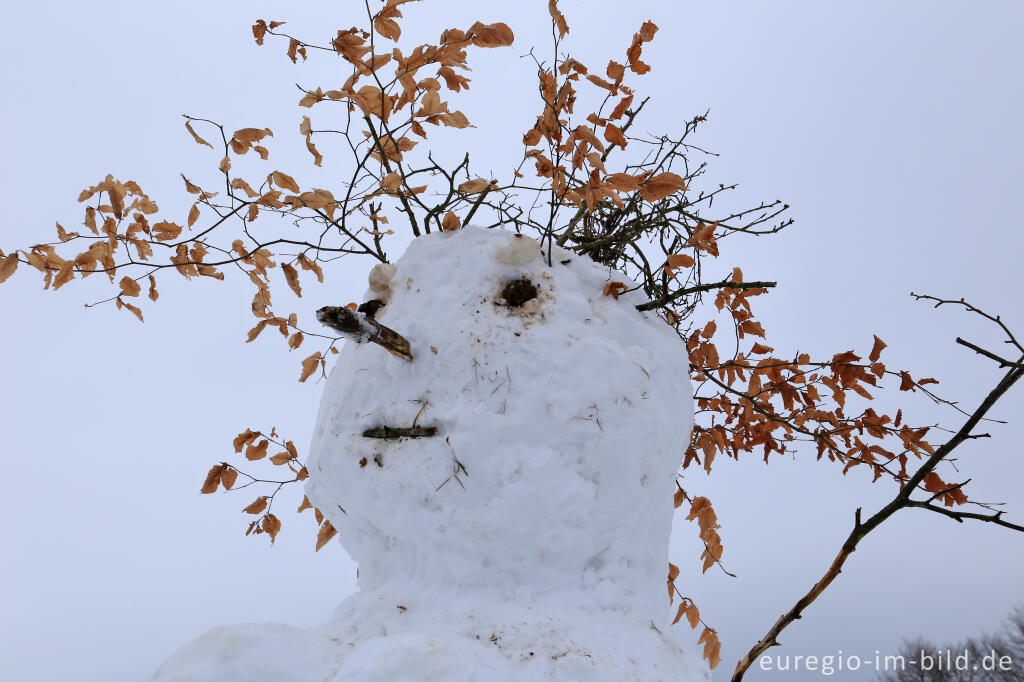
[639,172,686,202]
[245,439,269,461]
[607,60,625,83]
[604,123,627,149]
[185,120,214,148]
[52,261,75,290]
[459,178,494,194]
[374,16,401,41]
[56,222,78,242]
[869,334,887,363]
[603,281,628,299]
[187,203,200,228]
[269,451,294,465]
[299,351,322,383]
[666,253,695,269]
[298,254,324,282]
[262,514,282,543]
[315,520,337,551]
[466,21,514,48]
[605,173,641,192]
[282,263,302,298]
[243,496,268,515]
[0,253,19,283]
[217,467,236,490]
[201,463,227,494]
[899,371,915,391]
[548,0,569,37]
[686,602,700,629]
[305,135,323,167]
[272,171,300,193]
[152,221,183,242]
[287,38,306,63]
[246,320,269,343]
[299,87,324,108]
[233,429,260,453]
[119,276,141,297]
[441,210,461,231]
[252,19,268,45]
[380,172,402,194]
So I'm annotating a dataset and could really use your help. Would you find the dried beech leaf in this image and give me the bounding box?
[121,300,144,322]
[262,514,282,543]
[200,463,227,494]
[604,123,627,149]
[185,120,214,148]
[548,0,569,37]
[243,496,268,514]
[299,351,322,382]
[639,172,686,202]
[272,171,300,193]
[869,334,887,363]
[245,439,269,461]
[441,210,461,231]
[316,520,337,551]
[0,253,19,283]
[119,276,141,297]
[459,178,494,194]
[152,221,183,242]
[466,21,514,48]
[282,263,302,297]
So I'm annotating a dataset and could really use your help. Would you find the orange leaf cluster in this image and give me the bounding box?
[686,496,724,573]
[683,284,953,501]
[200,428,326,547]
[516,9,685,215]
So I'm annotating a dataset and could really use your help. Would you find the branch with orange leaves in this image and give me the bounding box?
[200,426,341,549]
[636,278,776,312]
[666,569,723,670]
[732,299,1024,682]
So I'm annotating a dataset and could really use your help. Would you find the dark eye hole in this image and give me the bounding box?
[500,278,537,307]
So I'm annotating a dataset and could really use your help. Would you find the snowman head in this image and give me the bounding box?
[306,227,692,617]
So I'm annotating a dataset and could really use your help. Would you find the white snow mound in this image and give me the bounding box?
[152,226,707,681]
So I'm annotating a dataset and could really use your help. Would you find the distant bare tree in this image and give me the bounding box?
[879,606,1024,682]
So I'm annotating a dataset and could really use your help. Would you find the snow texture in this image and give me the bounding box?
[152,227,707,681]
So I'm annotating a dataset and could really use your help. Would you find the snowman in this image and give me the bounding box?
[152,226,709,681]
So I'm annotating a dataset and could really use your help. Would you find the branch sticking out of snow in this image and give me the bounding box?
[316,305,413,361]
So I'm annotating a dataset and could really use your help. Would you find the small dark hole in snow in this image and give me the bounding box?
[500,278,537,307]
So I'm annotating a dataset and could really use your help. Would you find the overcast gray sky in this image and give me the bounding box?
[2,1,1022,680]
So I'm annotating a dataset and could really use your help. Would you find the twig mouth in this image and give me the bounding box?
[362,425,439,439]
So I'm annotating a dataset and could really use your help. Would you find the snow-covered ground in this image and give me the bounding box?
[152,227,708,681]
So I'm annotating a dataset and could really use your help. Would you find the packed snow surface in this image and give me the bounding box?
[153,226,707,681]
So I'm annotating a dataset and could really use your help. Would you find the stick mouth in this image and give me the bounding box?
[362,425,439,439]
